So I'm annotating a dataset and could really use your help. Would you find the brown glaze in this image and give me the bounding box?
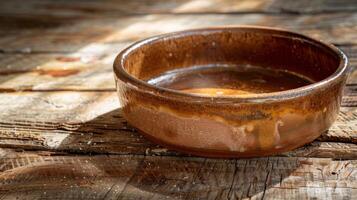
[113,26,348,158]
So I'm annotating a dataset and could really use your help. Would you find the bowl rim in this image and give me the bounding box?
[113,25,348,103]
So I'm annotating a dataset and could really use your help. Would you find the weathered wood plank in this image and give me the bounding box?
[343,45,357,85]
[2,13,357,53]
[0,0,270,16]
[0,45,125,91]
[267,0,357,14]
[0,148,356,200]
[0,92,355,159]
[1,0,357,17]
[319,108,357,143]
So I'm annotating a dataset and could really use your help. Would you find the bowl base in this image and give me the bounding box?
[136,128,319,158]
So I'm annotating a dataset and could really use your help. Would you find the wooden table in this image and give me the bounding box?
[0,0,356,199]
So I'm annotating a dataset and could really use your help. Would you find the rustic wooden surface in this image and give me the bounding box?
[0,0,356,199]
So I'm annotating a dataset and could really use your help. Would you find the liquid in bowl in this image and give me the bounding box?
[148,65,313,96]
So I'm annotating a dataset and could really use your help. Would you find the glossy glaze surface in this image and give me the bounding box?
[113,26,348,158]
[148,65,313,96]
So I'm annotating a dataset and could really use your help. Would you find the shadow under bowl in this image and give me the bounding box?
[113,26,348,158]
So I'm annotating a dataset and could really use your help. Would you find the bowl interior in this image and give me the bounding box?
[119,27,342,95]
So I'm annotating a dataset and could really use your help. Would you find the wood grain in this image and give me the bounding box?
[0,148,356,200]
[0,51,121,91]
[2,13,357,53]
[1,0,357,17]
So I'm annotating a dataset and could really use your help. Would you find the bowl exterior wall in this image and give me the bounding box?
[115,75,346,158]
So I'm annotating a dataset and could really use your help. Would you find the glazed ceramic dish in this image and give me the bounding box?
[113,26,348,158]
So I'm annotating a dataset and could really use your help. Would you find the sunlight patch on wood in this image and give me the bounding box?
[174,0,213,12]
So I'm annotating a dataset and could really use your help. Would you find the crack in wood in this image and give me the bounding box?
[116,155,146,200]
[260,158,272,200]
[226,159,238,200]
[183,158,207,200]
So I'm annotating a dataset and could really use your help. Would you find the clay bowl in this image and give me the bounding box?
[113,26,348,158]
